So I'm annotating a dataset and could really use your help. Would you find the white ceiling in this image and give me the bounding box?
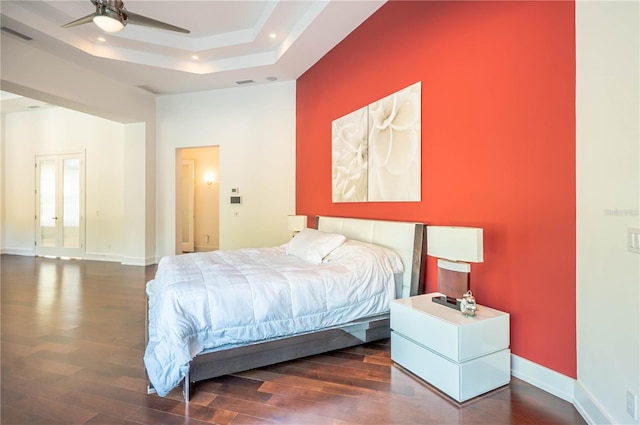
[0,0,385,111]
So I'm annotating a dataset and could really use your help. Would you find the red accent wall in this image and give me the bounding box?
[296,1,576,377]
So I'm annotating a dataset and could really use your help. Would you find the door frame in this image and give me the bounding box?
[181,159,195,253]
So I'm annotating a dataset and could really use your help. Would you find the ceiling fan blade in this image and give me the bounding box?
[61,13,96,29]
[125,11,190,34]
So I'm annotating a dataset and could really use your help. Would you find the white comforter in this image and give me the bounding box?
[144,240,402,396]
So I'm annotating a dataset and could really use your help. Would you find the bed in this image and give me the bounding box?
[145,216,426,402]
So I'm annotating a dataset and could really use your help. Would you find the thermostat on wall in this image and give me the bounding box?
[230,196,241,204]
[231,187,239,194]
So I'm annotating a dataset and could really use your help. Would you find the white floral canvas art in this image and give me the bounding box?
[332,106,369,202]
[368,82,421,201]
[331,82,421,203]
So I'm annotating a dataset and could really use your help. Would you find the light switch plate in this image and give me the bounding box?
[627,389,638,420]
[628,228,640,253]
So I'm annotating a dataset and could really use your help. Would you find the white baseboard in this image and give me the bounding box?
[505,355,611,425]
[83,252,122,263]
[194,245,218,252]
[574,380,615,425]
[121,256,156,266]
[0,250,153,266]
[1,248,35,256]
[511,354,576,402]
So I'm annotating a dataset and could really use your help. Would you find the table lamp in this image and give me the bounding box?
[427,226,484,309]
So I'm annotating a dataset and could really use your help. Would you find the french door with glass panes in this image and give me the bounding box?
[35,154,85,258]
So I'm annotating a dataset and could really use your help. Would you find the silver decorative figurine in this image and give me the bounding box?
[460,290,477,317]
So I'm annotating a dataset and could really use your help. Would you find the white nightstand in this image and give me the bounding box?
[390,292,510,402]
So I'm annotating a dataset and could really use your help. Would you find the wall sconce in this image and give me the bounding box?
[427,226,484,310]
[204,172,215,185]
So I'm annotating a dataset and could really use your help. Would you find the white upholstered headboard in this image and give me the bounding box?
[316,216,426,298]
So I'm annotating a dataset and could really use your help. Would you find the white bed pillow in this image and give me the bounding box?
[324,239,404,273]
[286,228,346,264]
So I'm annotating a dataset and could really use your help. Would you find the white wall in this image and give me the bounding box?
[1,34,156,264]
[156,81,296,257]
[122,122,153,265]
[0,32,295,265]
[576,1,640,424]
[2,107,125,260]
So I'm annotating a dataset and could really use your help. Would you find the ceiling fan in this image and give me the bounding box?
[62,0,190,34]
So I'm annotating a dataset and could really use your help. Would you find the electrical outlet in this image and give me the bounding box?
[627,390,638,420]
[629,228,640,253]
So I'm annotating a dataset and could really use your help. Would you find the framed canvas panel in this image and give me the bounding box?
[368,82,421,201]
[332,106,369,203]
[331,82,421,203]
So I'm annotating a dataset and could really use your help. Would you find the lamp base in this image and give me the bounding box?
[432,295,461,310]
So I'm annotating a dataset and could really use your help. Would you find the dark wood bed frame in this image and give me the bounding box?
[146,216,427,402]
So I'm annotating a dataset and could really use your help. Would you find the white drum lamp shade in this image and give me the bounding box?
[427,226,484,264]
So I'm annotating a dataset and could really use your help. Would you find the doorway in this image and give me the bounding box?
[176,146,220,254]
[35,153,85,258]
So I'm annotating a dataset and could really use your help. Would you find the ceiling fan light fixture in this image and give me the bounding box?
[93,7,125,33]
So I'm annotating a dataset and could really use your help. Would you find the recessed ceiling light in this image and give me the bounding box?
[192,55,199,60]
[266,76,278,81]
[98,37,106,42]
[269,33,276,39]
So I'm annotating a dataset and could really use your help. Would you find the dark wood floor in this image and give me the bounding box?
[1,254,586,425]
